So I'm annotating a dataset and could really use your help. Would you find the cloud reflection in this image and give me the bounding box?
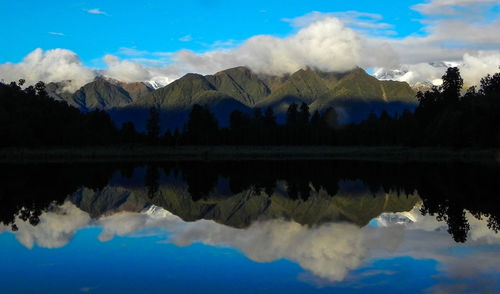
[1,201,499,288]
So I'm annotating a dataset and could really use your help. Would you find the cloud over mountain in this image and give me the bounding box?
[171,16,392,76]
[0,48,95,92]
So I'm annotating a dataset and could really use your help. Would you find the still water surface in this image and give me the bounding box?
[1,161,499,293]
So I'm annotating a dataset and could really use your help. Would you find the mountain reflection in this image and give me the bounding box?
[1,160,499,242]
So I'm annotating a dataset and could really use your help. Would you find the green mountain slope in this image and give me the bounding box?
[47,78,154,110]
[205,66,271,106]
[134,73,217,109]
[310,68,416,110]
[46,66,416,125]
[381,80,416,102]
[106,78,154,100]
[71,78,134,110]
[256,67,332,109]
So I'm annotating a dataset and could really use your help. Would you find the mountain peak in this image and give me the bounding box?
[215,66,252,76]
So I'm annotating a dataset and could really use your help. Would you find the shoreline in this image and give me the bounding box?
[0,146,498,163]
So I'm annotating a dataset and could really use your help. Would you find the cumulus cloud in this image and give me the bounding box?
[460,51,500,86]
[284,11,395,36]
[375,51,500,87]
[101,54,179,86]
[0,48,95,92]
[171,16,398,76]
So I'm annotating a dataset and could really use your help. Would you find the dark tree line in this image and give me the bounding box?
[0,162,120,230]
[1,67,499,147]
[156,103,339,146]
[338,67,500,147]
[0,80,133,146]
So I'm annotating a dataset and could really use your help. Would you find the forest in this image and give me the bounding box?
[1,67,499,148]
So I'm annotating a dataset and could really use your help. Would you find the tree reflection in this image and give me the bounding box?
[0,162,136,230]
[1,160,499,243]
[145,165,159,198]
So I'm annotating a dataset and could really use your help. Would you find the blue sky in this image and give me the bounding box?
[0,0,499,89]
[1,0,424,65]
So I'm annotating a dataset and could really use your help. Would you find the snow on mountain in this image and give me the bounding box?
[375,212,415,227]
[145,77,172,90]
[142,205,178,219]
[373,61,463,89]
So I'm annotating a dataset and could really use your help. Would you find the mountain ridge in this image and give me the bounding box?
[46,66,417,130]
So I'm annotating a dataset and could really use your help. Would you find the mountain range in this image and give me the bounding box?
[46,66,417,131]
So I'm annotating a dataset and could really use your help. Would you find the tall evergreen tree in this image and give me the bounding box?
[121,121,138,143]
[441,67,463,105]
[263,107,276,127]
[146,107,161,144]
[286,103,299,126]
[299,102,310,125]
[320,107,339,129]
[183,104,219,145]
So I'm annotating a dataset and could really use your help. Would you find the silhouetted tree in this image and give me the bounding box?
[183,104,219,145]
[145,166,160,198]
[120,121,139,143]
[146,107,161,144]
[286,103,299,126]
[321,107,339,129]
[35,81,47,98]
[441,67,463,105]
[299,102,310,125]
[263,107,276,127]
[229,110,251,130]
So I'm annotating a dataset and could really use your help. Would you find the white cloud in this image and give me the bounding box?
[0,48,95,92]
[284,11,395,36]
[118,47,149,57]
[374,51,500,87]
[101,54,179,85]
[412,0,500,15]
[86,8,107,16]
[169,16,397,76]
[48,32,65,36]
[460,51,500,86]
[179,34,193,42]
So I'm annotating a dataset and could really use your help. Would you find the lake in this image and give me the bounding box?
[1,160,499,293]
